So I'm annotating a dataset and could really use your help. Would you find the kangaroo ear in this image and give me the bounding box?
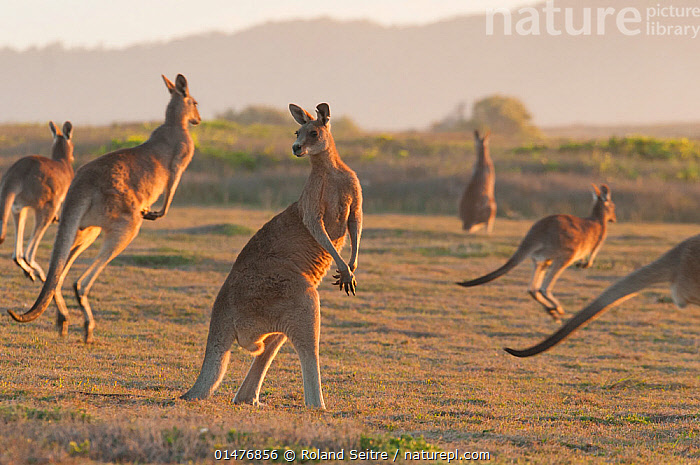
[474,129,480,139]
[600,184,611,201]
[483,130,491,140]
[591,183,601,199]
[162,75,176,94]
[49,121,58,138]
[62,121,73,140]
[315,103,330,126]
[175,74,189,96]
[289,104,314,125]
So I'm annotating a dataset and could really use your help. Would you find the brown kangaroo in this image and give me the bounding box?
[181,103,362,409]
[506,234,700,357]
[7,74,200,343]
[459,130,496,233]
[0,121,74,282]
[457,185,616,321]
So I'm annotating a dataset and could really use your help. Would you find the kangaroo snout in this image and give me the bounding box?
[292,143,304,157]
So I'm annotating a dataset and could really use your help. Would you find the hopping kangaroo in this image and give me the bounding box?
[8,74,200,343]
[457,185,616,321]
[459,130,496,233]
[506,234,700,357]
[182,103,362,409]
[0,122,74,282]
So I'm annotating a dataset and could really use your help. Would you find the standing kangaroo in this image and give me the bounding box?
[182,103,362,409]
[8,74,200,343]
[459,130,496,233]
[0,121,74,282]
[457,185,616,321]
[506,234,700,357]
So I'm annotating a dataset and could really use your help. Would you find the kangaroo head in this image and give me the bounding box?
[163,74,201,126]
[289,103,333,157]
[473,129,491,156]
[592,184,616,223]
[48,121,74,164]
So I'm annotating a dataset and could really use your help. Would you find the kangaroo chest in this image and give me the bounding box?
[321,189,351,240]
[300,171,352,241]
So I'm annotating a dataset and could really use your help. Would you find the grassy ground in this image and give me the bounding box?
[0,206,698,463]
[2,122,700,223]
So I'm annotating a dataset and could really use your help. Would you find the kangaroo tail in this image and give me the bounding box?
[7,196,88,323]
[457,241,534,287]
[505,247,679,357]
[0,177,18,245]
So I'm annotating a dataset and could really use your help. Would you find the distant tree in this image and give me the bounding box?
[431,95,540,138]
[472,95,539,137]
[216,105,289,125]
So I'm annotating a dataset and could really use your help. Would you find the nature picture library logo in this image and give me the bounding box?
[486,1,700,38]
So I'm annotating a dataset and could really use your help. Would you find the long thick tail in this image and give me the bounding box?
[7,196,87,323]
[0,177,17,245]
[456,241,534,287]
[505,246,680,357]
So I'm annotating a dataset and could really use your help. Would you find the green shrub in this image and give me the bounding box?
[98,135,145,154]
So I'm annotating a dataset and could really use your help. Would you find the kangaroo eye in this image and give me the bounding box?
[310,130,318,138]
[294,131,299,136]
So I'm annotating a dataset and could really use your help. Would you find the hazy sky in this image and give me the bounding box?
[0,0,538,50]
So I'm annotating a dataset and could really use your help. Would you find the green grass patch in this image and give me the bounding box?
[0,404,92,422]
[559,136,700,160]
[173,223,253,236]
[114,252,197,268]
[98,135,146,154]
[360,433,441,453]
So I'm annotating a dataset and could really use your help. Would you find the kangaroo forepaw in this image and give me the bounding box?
[332,269,357,296]
[141,210,161,221]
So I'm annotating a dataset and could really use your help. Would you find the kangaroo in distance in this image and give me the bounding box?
[506,234,700,357]
[0,121,74,282]
[457,184,616,321]
[459,130,496,233]
[8,74,200,343]
[182,103,362,409]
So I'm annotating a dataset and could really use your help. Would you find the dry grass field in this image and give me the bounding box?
[0,206,698,464]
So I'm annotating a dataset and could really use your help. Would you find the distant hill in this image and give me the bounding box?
[1,0,699,130]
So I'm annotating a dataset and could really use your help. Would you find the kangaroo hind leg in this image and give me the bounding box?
[234,333,287,406]
[538,258,573,321]
[23,207,55,282]
[182,291,239,400]
[528,260,557,318]
[11,207,34,279]
[73,221,141,343]
[54,226,101,337]
[286,289,325,409]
